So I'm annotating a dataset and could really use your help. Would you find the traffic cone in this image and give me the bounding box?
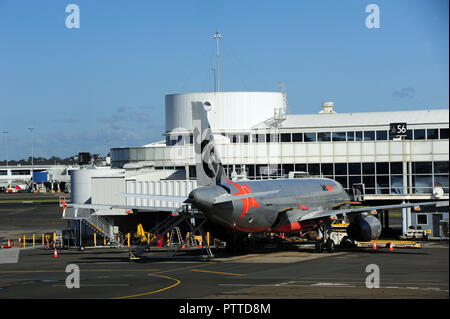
[7,239,11,248]
[372,242,377,250]
[389,242,394,251]
[53,248,58,258]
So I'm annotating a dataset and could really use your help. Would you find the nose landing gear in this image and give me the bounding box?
[315,219,336,253]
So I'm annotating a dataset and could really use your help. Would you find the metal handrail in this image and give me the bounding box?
[84,214,122,245]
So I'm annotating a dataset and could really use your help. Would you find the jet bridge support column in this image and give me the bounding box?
[402,202,412,235]
[383,210,389,229]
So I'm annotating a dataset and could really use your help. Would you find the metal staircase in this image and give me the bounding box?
[81,214,122,247]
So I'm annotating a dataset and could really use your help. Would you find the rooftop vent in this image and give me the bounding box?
[319,101,336,114]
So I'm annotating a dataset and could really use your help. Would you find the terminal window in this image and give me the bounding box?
[318,132,331,142]
[11,170,30,175]
[304,133,316,142]
[347,132,355,141]
[355,131,363,141]
[376,130,388,140]
[292,133,303,142]
[427,129,438,140]
[280,133,291,142]
[364,131,375,141]
[414,129,426,140]
[332,132,346,141]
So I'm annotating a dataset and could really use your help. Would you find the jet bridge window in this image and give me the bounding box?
[440,128,449,139]
[417,214,428,225]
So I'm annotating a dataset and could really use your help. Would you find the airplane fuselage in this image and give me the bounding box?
[189,177,350,233]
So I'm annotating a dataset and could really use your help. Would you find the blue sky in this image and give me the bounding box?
[0,0,448,160]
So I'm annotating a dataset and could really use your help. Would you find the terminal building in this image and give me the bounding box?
[68,91,449,239]
[0,165,77,192]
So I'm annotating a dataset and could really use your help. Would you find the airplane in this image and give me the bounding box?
[65,102,448,253]
[122,102,448,253]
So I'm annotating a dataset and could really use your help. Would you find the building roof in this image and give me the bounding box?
[254,109,449,130]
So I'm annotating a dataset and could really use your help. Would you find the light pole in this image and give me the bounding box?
[28,127,34,171]
[213,30,222,92]
[105,140,109,158]
[2,131,7,166]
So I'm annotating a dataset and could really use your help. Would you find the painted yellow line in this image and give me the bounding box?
[111,263,217,299]
[148,262,216,276]
[112,274,181,299]
[0,269,159,274]
[190,269,245,276]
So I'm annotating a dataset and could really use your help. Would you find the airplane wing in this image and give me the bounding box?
[295,200,449,222]
[121,193,188,203]
[65,202,176,212]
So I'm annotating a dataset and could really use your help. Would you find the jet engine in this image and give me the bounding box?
[346,215,382,242]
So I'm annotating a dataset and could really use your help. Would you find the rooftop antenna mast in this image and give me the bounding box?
[213,30,222,92]
[277,82,290,114]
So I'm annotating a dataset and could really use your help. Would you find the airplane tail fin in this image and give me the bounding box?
[191,102,226,186]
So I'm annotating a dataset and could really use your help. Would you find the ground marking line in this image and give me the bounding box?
[111,262,217,299]
[0,269,160,274]
[111,274,181,299]
[190,269,245,276]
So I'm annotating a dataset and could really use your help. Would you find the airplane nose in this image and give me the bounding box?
[188,192,197,203]
[188,189,209,209]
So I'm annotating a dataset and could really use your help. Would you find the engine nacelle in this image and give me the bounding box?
[347,215,382,242]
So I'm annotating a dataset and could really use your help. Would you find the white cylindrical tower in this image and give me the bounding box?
[71,168,117,204]
[165,92,284,133]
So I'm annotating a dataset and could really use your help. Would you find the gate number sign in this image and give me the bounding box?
[390,123,407,136]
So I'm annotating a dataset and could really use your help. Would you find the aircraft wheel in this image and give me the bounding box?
[341,236,355,248]
[325,239,335,253]
[315,240,324,253]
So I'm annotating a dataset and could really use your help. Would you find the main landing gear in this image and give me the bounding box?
[315,219,335,253]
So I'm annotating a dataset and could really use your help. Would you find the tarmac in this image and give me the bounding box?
[0,193,448,299]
